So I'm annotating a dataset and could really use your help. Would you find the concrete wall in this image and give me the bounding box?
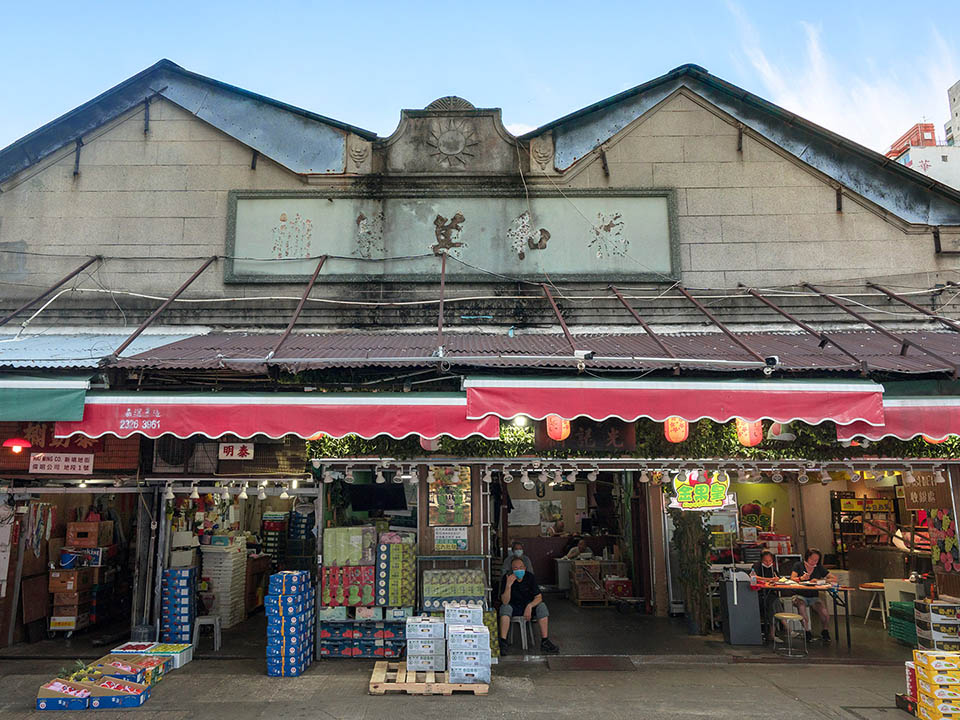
[2,90,958,328]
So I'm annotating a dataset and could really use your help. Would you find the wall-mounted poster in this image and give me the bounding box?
[428,466,472,526]
[540,500,564,535]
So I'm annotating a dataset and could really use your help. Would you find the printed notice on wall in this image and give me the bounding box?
[434,526,468,552]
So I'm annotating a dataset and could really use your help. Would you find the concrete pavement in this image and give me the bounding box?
[1,656,911,719]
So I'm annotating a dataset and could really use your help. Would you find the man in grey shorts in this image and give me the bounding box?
[498,557,559,655]
[790,547,837,644]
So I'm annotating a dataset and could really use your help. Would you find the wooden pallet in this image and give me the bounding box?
[572,597,609,607]
[369,661,489,696]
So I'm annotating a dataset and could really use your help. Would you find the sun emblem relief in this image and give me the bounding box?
[426,119,479,168]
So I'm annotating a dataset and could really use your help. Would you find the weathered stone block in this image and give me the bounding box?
[686,187,753,215]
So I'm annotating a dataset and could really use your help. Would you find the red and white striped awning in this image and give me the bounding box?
[464,377,885,426]
[54,392,500,441]
[836,397,960,442]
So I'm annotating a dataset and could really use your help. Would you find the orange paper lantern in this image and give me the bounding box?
[924,435,948,445]
[545,414,571,441]
[664,416,689,443]
[735,418,763,447]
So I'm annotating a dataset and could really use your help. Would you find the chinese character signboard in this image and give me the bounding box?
[218,443,254,460]
[668,470,736,512]
[903,472,952,511]
[433,526,468,552]
[29,453,94,475]
[534,418,636,453]
[428,466,472,526]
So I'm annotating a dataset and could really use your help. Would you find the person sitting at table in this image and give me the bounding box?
[564,538,593,560]
[751,550,780,639]
[501,540,534,577]
[790,547,837,643]
[499,557,560,655]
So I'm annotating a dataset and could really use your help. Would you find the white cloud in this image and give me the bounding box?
[729,4,958,152]
[505,122,537,136]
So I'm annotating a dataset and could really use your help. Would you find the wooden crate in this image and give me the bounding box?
[369,661,489,696]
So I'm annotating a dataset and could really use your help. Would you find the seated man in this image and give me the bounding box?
[501,540,534,577]
[563,538,594,560]
[790,547,837,643]
[499,557,559,655]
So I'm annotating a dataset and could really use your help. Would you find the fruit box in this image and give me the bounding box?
[76,678,150,708]
[915,651,960,672]
[36,680,91,711]
[48,568,94,593]
[89,655,148,684]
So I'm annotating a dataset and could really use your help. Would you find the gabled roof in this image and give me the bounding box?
[0,59,377,183]
[522,64,960,226]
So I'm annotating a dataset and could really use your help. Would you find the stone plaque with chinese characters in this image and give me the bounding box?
[903,471,952,510]
[29,452,94,474]
[218,443,254,460]
[534,418,636,453]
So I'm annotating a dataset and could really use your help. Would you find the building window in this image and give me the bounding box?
[924,132,933,140]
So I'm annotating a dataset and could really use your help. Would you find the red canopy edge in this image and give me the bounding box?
[464,378,885,426]
[54,393,500,441]
[836,397,960,442]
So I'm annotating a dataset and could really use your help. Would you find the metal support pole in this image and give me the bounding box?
[610,285,676,358]
[266,255,327,361]
[105,255,217,363]
[867,282,960,333]
[541,283,577,353]
[437,252,447,356]
[675,285,765,362]
[0,255,101,328]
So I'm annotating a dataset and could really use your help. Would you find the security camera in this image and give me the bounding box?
[574,349,595,360]
[764,356,780,367]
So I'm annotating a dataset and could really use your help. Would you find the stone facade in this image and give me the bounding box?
[2,87,959,330]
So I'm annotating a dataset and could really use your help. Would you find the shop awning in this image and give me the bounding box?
[53,392,499,440]
[0,375,91,421]
[835,381,960,441]
[464,377,885,426]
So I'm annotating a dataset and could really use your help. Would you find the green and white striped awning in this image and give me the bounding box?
[0,375,91,421]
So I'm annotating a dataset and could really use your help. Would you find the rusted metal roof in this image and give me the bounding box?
[112,329,960,376]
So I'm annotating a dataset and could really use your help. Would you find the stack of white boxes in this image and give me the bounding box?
[405,616,446,671]
[444,604,491,685]
[200,542,246,629]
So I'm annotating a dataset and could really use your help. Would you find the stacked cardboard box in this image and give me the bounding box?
[447,624,491,684]
[405,616,446,670]
[570,560,604,603]
[317,619,404,658]
[160,568,196,643]
[286,508,316,571]
[321,565,375,607]
[49,568,94,631]
[421,568,486,611]
[200,543,246,628]
[322,526,377,567]
[914,650,960,720]
[261,512,288,571]
[917,600,960,652]
[375,542,416,607]
[265,571,315,677]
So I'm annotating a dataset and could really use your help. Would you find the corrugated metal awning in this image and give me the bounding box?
[0,333,199,369]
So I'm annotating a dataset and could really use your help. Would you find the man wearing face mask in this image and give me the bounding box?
[501,541,534,577]
[499,557,559,655]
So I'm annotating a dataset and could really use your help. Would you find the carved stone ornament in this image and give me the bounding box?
[346,136,372,173]
[530,133,554,171]
[425,119,479,168]
[425,96,476,111]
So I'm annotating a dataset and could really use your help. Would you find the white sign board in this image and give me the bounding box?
[29,453,94,474]
[218,443,255,460]
[508,499,541,527]
[434,526,468,552]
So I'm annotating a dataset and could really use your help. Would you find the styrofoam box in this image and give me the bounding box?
[448,649,492,667]
[448,665,490,684]
[406,617,445,638]
[405,654,446,671]
[447,625,490,650]
[444,606,484,626]
[407,638,445,654]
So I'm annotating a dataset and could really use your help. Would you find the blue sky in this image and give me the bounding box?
[0,1,956,153]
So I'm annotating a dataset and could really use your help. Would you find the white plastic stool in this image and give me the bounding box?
[860,582,887,629]
[193,616,221,652]
[507,616,534,651]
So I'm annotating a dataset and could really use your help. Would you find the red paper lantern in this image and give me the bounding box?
[545,414,571,441]
[664,416,689,443]
[2,437,31,454]
[735,418,763,447]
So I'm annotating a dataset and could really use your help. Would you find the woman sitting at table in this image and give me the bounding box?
[790,547,837,644]
[751,550,780,639]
